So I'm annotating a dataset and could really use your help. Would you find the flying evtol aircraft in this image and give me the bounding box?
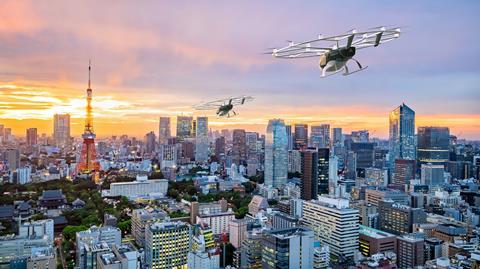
[193,96,254,118]
[267,26,401,77]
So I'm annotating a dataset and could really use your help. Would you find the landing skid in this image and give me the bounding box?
[343,66,368,76]
[343,58,367,76]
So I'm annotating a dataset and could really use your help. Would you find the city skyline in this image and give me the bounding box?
[0,1,479,139]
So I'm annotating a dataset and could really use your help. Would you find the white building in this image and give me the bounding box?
[108,175,168,199]
[187,250,220,269]
[0,235,51,265]
[302,196,359,259]
[16,167,32,184]
[196,210,235,235]
[159,144,178,169]
[229,218,248,249]
[19,219,54,245]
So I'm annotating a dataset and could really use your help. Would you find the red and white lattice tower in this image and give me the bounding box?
[77,61,100,174]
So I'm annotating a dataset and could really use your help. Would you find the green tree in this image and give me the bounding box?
[62,225,87,242]
[118,219,131,235]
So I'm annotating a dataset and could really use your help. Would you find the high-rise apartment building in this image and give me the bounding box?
[302,197,359,259]
[26,128,37,146]
[389,103,416,166]
[53,114,70,146]
[265,119,288,188]
[158,117,171,145]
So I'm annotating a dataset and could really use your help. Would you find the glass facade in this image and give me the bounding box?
[265,119,288,188]
[417,126,450,165]
[389,103,416,166]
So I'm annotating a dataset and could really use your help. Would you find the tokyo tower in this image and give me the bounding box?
[77,61,100,174]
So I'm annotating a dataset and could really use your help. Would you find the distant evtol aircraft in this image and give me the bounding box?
[267,26,401,77]
[194,96,253,118]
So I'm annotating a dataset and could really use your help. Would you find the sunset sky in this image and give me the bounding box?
[0,1,479,139]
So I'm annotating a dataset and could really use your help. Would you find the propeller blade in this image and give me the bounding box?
[374,32,383,47]
[346,35,354,48]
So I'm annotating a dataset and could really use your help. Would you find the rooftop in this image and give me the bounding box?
[359,225,396,239]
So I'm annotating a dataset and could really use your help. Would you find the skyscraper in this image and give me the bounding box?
[176,116,193,142]
[294,124,308,149]
[317,148,329,195]
[3,128,12,143]
[351,142,374,168]
[301,149,318,200]
[245,132,258,156]
[285,125,293,151]
[53,114,70,146]
[417,127,450,165]
[215,136,225,159]
[389,103,416,166]
[195,116,209,162]
[265,119,288,188]
[158,117,171,145]
[5,148,20,171]
[0,124,4,143]
[332,127,343,147]
[232,129,247,165]
[26,128,37,146]
[310,124,330,148]
[144,131,156,154]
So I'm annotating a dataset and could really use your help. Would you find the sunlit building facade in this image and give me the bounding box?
[389,103,416,166]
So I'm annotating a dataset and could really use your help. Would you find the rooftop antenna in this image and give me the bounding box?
[88,59,91,89]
